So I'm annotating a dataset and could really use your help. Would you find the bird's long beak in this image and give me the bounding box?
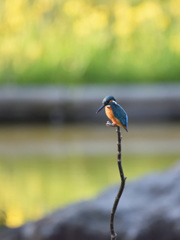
[96,104,105,114]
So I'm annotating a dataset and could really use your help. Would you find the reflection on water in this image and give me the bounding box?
[0,123,180,156]
[0,123,179,227]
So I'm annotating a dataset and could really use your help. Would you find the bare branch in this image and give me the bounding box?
[110,126,127,240]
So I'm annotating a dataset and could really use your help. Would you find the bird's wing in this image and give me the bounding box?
[111,102,128,129]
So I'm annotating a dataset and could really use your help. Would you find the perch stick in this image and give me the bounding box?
[110,126,127,240]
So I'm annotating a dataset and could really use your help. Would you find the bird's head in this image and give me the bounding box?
[96,96,116,113]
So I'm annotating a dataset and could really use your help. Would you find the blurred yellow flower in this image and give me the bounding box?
[155,14,170,31]
[32,0,54,15]
[134,1,162,23]
[169,35,180,53]
[0,39,16,56]
[6,207,24,227]
[113,2,134,37]
[63,0,86,17]
[169,0,180,17]
[73,8,108,37]
[25,41,43,61]
[4,0,26,33]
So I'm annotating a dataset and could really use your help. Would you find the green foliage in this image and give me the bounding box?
[0,0,180,84]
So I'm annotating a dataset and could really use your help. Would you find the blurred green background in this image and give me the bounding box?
[0,0,180,230]
[1,0,180,84]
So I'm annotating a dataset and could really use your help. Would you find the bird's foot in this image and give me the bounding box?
[106,121,117,127]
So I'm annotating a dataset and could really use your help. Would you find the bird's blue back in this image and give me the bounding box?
[110,101,128,131]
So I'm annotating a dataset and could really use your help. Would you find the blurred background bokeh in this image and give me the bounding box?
[0,0,180,230]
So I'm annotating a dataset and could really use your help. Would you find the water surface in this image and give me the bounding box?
[0,123,179,227]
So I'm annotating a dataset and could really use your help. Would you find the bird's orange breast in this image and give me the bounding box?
[105,106,121,126]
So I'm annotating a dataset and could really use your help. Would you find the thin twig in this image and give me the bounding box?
[110,126,127,240]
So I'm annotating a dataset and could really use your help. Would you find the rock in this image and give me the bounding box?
[1,162,180,240]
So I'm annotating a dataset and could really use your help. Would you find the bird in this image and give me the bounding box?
[96,96,128,132]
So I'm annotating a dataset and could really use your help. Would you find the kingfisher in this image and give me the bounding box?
[96,96,128,132]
